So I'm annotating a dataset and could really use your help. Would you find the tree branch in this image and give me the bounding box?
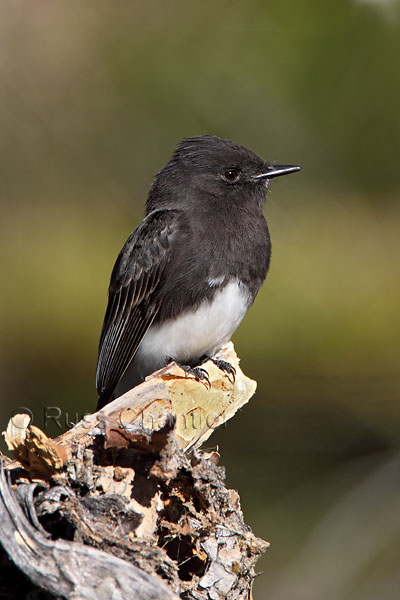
[1,343,268,599]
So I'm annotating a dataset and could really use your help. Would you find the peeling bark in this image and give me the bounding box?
[0,343,268,599]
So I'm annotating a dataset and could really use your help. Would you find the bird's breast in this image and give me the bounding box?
[135,279,251,371]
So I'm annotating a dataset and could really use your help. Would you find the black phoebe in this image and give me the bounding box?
[96,135,300,409]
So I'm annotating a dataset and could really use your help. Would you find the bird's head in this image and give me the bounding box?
[147,135,300,213]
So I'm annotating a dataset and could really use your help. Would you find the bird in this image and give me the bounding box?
[96,135,300,409]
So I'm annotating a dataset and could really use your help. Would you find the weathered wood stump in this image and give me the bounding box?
[0,343,268,599]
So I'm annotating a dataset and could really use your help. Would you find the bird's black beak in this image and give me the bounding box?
[252,165,301,180]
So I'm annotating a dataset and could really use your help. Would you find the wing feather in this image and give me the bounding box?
[96,209,180,407]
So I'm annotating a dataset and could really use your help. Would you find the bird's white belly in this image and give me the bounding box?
[136,280,250,373]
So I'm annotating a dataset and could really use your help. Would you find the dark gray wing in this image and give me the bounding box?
[96,209,180,408]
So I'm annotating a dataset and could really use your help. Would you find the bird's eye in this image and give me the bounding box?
[222,168,240,183]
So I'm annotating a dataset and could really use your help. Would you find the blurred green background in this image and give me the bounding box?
[1,1,400,598]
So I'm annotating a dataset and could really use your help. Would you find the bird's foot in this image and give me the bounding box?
[208,358,236,384]
[179,364,211,389]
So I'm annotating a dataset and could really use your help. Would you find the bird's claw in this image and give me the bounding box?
[180,364,211,389]
[210,359,236,384]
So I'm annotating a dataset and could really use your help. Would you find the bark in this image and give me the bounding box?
[0,343,268,599]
